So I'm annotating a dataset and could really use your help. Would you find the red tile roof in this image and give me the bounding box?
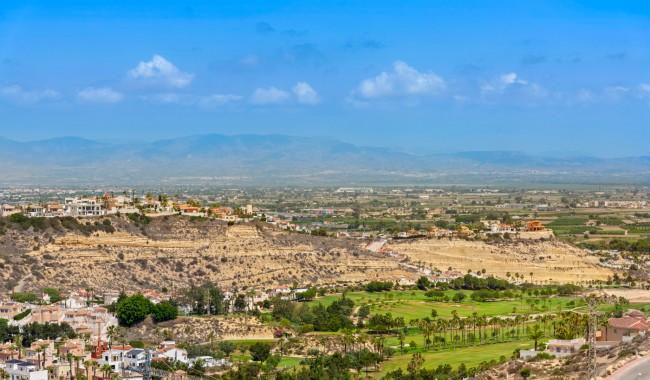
[608,316,649,330]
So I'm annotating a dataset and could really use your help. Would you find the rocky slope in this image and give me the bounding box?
[0,214,405,293]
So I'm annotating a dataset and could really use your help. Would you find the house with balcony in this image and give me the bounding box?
[3,360,48,380]
[64,197,104,217]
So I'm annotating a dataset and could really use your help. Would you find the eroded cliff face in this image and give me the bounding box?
[1,215,404,293]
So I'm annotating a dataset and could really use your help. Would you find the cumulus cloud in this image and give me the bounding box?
[0,85,60,104]
[251,87,291,104]
[351,61,445,100]
[77,87,123,103]
[292,82,320,104]
[128,55,194,88]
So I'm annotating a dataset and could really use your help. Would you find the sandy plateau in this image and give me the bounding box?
[388,238,612,284]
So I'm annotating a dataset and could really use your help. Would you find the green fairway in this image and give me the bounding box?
[309,290,575,321]
[277,356,304,368]
[308,290,446,307]
[368,297,574,320]
[375,340,534,377]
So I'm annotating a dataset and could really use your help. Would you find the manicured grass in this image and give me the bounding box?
[310,291,575,320]
[309,290,445,307]
[368,298,550,320]
[375,340,534,377]
[277,357,304,368]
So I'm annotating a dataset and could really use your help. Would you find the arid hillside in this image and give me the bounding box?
[0,215,406,293]
[0,215,614,294]
[388,237,612,284]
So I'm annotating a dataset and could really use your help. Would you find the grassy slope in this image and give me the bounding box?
[376,340,534,377]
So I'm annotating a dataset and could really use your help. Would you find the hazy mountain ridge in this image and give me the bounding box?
[0,134,648,185]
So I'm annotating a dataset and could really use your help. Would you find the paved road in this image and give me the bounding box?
[610,355,650,380]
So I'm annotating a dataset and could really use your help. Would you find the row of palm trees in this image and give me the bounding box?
[397,310,590,352]
[407,311,536,351]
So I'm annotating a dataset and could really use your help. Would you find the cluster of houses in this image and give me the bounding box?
[0,195,256,221]
[575,200,648,209]
[0,292,117,339]
[0,289,236,380]
[0,338,228,380]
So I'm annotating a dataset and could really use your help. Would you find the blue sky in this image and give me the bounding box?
[1,1,649,156]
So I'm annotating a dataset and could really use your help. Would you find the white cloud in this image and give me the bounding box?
[481,72,528,94]
[499,72,527,86]
[352,61,445,100]
[77,87,123,103]
[0,85,60,104]
[292,82,320,104]
[128,55,194,88]
[251,87,291,104]
[198,94,243,108]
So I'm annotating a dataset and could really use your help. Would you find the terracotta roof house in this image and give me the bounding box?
[599,316,649,343]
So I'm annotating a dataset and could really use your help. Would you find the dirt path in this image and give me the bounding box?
[13,274,30,293]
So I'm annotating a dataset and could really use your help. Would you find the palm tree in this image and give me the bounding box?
[527,324,544,351]
[436,318,447,350]
[397,333,405,353]
[101,365,113,380]
[91,361,99,380]
[66,352,74,380]
[83,360,91,380]
[35,347,44,370]
[74,356,83,379]
[106,326,118,350]
[13,335,23,359]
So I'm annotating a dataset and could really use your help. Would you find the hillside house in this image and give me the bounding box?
[1,204,20,217]
[3,360,48,380]
[153,342,188,363]
[123,349,146,369]
[545,338,586,358]
[32,305,62,323]
[0,302,28,320]
[599,311,649,343]
[526,221,545,231]
[26,205,45,217]
[64,197,104,217]
[44,202,65,216]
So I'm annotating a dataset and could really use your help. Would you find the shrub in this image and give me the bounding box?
[151,301,179,323]
[116,295,153,326]
[13,309,32,321]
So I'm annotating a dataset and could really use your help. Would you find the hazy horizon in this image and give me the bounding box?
[2,1,650,156]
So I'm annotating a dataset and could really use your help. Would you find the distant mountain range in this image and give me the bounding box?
[0,134,648,186]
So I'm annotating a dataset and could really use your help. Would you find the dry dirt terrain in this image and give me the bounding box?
[602,289,650,303]
[388,237,613,284]
[123,315,276,343]
[0,215,615,294]
[1,215,407,292]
